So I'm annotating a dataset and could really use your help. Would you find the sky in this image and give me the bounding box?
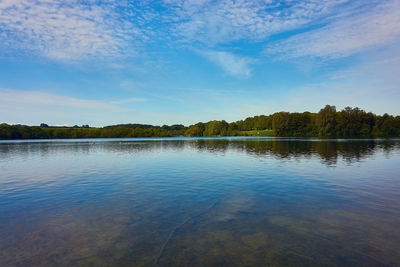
[0,0,399,126]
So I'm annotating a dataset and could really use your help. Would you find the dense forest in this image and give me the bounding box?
[1,105,399,140]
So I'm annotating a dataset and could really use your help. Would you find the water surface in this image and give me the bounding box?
[1,137,400,266]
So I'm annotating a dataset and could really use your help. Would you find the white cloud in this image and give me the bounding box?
[0,88,127,111]
[198,50,254,78]
[111,97,148,105]
[1,0,399,79]
[0,0,146,60]
[265,1,400,59]
[163,0,350,45]
[3,0,392,63]
[0,88,136,126]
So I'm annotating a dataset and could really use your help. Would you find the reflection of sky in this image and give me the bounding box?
[1,139,400,265]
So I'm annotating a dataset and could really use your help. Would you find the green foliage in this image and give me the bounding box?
[185,123,205,137]
[1,105,399,139]
[0,123,186,139]
[203,120,229,136]
[316,105,337,137]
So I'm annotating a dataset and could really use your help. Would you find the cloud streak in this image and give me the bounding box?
[198,50,254,78]
[0,88,150,126]
[0,88,127,111]
[265,1,400,59]
[163,0,350,45]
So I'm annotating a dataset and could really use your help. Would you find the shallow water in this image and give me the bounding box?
[0,137,400,266]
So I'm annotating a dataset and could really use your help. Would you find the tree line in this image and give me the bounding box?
[1,105,399,140]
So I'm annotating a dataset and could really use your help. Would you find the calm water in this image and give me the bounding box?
[1,137,400,266]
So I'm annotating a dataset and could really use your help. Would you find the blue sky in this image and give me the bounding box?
[0,0,399,126]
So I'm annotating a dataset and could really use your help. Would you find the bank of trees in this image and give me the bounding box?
[315,105,400,138]
[184,105,400,138]
[0,124,185,140]
[1,105,399,139]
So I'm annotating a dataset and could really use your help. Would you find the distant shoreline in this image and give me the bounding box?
[2,136,400,144]
[1,105,399,140]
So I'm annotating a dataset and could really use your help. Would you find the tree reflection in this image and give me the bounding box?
[0,138,399,166]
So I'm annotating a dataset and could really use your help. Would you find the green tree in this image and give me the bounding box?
[316,105,337,137]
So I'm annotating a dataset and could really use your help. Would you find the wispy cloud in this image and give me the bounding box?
[0,0,147,60]
[197,50,254,78]
[0,88,139,126]
[0,88,127,111]
[265,1,400,59]
[163,0,349,45]
[1,0,400,74]
[3,0,393,63]
[111,97,148,105]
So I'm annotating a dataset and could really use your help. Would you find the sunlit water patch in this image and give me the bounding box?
[0,138,400,266]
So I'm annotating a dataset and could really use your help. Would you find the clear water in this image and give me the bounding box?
[0,137,400,266]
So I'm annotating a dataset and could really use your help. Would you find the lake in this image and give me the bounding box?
[1,137,400,266]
